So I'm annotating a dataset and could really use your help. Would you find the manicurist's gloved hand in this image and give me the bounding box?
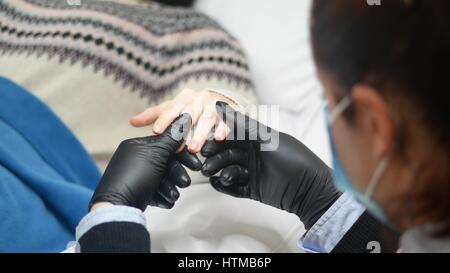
[90,114,202,211]
[201,102,342,229]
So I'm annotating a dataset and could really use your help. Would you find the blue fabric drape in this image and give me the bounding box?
[0,77,100,252]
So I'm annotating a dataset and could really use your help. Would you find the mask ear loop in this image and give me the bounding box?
[364,102,402,200]
[364,156,391,199]
[329,96,353,124]
[328,93,390,200]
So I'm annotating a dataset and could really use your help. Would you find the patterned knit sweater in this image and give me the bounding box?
[0,0,256,171]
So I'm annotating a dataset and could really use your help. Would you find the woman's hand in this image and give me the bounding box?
[90,114,202,211]
[201,102,342,230]
[130,89,236,153]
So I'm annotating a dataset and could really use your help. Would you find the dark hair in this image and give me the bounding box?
[311,0,449,234]
[152,0,194,7]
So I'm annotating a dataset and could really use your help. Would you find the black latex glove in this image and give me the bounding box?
[90,114,202,211]
[201,102,342,229]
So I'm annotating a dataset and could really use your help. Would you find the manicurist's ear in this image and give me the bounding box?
[352,84,396,160]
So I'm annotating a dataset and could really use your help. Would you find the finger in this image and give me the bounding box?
[219,165,249,186]
[153,102,187,135]
[215,101,272,142]
[201,140,224,157]
[201,139,248,158]
[210,176,249,198]
[157,179,180,204]
[129,101,170,127]
[160,113,192,151]
[181,95,204,132]
[214,120,230,141]
[166,160,191,188]
[201,149,248,177]
[181,100,203,149]
[175,147,202,171]
[148,194,175,209]
[200,139,248,158]
[188,101,217,153]
[176,142,186,153]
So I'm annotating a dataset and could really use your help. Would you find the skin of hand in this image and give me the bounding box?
[129,89,238,154]
[200,102,342,229]
[90,114,202,211]
[90,202,113,212]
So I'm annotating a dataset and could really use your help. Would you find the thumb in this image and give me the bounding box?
[159,113,192,151]
[215,101,272,143]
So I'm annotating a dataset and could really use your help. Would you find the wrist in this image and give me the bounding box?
[90,202,114,212]
[300,180,342,230]
[89,191,134,212]
[207,89,240,109]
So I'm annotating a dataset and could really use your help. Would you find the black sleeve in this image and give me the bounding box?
[331,211,400,253]
[79,222,150,253]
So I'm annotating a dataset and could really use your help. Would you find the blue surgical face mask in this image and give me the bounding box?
[324,96,391,224]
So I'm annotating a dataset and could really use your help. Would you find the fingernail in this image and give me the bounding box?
[153,125,161,134]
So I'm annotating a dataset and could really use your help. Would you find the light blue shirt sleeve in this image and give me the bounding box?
[75,205,147,241]
[299,192,366,253]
